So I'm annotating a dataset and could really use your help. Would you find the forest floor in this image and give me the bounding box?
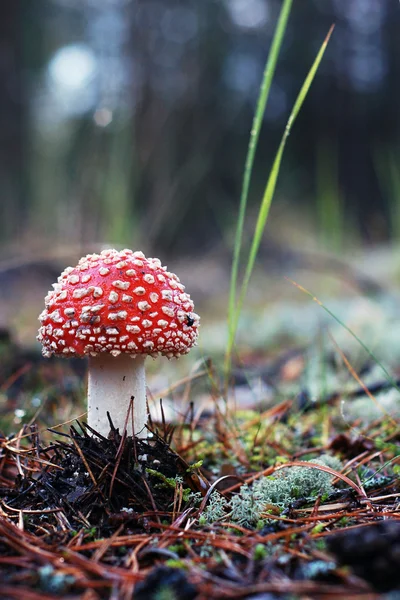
[0,242,400,599]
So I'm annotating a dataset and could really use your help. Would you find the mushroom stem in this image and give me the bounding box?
[87,354,147,437]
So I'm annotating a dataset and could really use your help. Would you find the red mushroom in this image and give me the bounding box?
[37,249,200,437]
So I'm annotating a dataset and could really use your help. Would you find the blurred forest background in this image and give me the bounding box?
[1,0,400,344]
[1,0,400,256]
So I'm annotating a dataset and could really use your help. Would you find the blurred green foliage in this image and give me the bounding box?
[0,1,398,256]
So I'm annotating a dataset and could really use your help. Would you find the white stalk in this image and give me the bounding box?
[87,354,147,437]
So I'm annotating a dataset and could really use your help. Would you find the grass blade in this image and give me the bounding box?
[227,0,293,338]
[287,276,400,396]
[225,25,335,375]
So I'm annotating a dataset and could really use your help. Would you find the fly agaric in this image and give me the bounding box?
[37,249,200,437]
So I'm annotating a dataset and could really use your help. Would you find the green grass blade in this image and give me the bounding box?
[225,25,335,373]
[227,0,293,337]
[287,277,400,395]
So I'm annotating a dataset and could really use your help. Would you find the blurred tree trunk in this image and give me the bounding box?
[0,0,26,245]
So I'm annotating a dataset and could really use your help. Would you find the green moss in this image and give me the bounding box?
[145,470,192,502]
[254,543,268,560]
[164,559,188,570]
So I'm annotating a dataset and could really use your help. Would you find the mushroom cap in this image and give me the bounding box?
[38,249,200,359]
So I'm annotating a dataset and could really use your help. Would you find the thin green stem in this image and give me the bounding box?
[225,25,335,374]
[227,0,293,354]
[287,276,400,396]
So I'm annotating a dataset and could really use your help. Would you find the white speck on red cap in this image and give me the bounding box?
[37,248,200,359]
